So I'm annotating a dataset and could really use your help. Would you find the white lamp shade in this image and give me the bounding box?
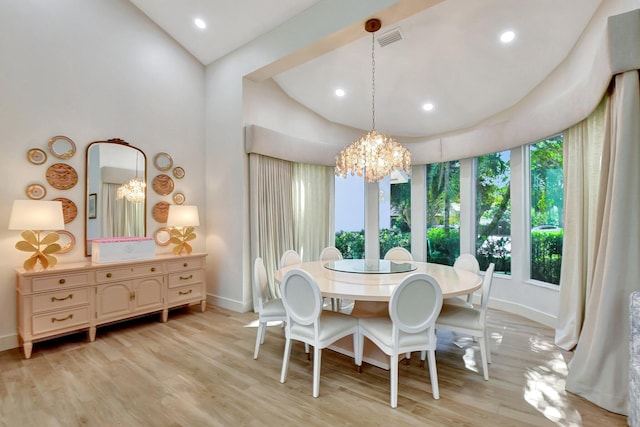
[166,205,200,227]
[9,200,65,231]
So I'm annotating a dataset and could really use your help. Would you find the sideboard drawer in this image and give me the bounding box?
[30,272,91,293]
[168,270,203,288]
[95,262,163,283]
[166,257,204,273]
[32,288,90,314]
[32,306,91,336]
[167,283,204,305]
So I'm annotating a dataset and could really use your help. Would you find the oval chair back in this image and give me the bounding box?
[279,249,302,268]
[319,246,343,262]
[383,247,413,262]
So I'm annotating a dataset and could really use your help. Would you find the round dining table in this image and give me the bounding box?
[274,259,482,302]
[274,259,482,370]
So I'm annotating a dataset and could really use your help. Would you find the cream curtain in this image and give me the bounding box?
[249,154,294,300]
[100,183,144,238]
[564,71,640,415]
[292,163,334,262]
[555,98,606,350]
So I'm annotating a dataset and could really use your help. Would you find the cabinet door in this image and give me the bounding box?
[132,276,164,313]
[96,282,132,321]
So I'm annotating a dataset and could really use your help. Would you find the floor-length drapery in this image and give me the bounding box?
[565,71,640,415]
[101,183,145,238]
[249,154,294,300]
[555,98,606,350]
[292,163,333,262]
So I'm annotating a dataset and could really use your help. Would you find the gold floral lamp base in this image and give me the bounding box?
[169,226,196,255]
[15,230,62,270]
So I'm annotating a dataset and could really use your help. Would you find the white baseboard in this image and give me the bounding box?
[0,332,19,353]
[488,298,557,329]
[206,293,252,313]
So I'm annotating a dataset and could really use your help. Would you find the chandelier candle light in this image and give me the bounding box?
[335,18,411,183]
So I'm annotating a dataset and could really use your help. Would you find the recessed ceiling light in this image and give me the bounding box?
[500,31,515,43]
[422,103,434,111]
[335,88,345,97]
[194,18,207,29]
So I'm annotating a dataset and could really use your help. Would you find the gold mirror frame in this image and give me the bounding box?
[48,135,76,159]
[153,152,173,171]
[84,139,147,257]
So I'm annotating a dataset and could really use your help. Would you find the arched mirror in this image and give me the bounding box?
[85,139,147,256]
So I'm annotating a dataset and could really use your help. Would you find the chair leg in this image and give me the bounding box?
[427,349,439,399]
[419,350,426,367]
[280,338,292,384]
[485,335,492,364]
[312,347,322,398]
[253,321,265,359]
[356,333,364,371]
[390,354,399,408]
[478,335,489,381]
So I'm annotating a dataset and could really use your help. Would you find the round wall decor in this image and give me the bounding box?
[46,163,78,190]
[52,197,78,224]
[152,201,170,223]
[152,174,174,196]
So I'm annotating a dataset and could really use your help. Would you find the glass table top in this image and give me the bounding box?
[324,259,417,274]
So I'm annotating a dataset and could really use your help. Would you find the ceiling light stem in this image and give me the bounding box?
[371,31,376,131]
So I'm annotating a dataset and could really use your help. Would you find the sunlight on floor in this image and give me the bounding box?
[524,338,582,426]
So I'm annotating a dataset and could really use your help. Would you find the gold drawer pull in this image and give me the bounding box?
[106,273,112,278]
[58,279,66,285]
[183,262,188,267]
[51,294,73,302]
[51,314,73,323]
[179,275,193,281]
[130,292,136,301]
[150,267,156,272]
[179,289,193,295]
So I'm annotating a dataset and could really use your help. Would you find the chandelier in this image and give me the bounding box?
[117,151,146,203]
[117,178,146,203]
[335,18,411,183]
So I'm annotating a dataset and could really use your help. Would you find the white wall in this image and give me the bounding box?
[0,0,205,351]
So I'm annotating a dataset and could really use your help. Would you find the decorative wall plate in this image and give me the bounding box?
[48,135,76,159]
[152,201,170,223]
[53,197,78,224]
[152,174,174,196]
[173,166,185,179]
[27,148,47,165]
[26,183,47,200]
[154,227,171,246]
[153,152,173,171]
[46,163,78,190]
[173,192,185,205]
[56,230,75,254]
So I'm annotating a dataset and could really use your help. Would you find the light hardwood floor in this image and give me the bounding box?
[0,305,628,427]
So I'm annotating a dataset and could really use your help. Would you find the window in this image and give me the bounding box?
[334,174,365,259]
[379,173,411,256]
[530,135,564,284]
[475,151,511,273]
[426,161,460,266]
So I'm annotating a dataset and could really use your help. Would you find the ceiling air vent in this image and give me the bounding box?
[377,28,403,47]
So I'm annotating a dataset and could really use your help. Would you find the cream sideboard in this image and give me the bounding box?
[16,253,207,359]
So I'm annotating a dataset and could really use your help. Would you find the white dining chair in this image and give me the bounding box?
[383,247,413,262]
[279,268,359,398]
[447,253,480,306]
[252,257,286,359]
[319,246,343,311]
[435,263,495,380]
[279,249,301,268]
[356,273,443,408]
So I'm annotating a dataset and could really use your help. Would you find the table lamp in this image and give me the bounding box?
[166,205,199,255]
[9,200,65,270]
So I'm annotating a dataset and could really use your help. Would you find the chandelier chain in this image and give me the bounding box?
[371,31,376,131]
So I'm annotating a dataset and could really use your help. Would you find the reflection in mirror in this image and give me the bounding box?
[85,139,147,256]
